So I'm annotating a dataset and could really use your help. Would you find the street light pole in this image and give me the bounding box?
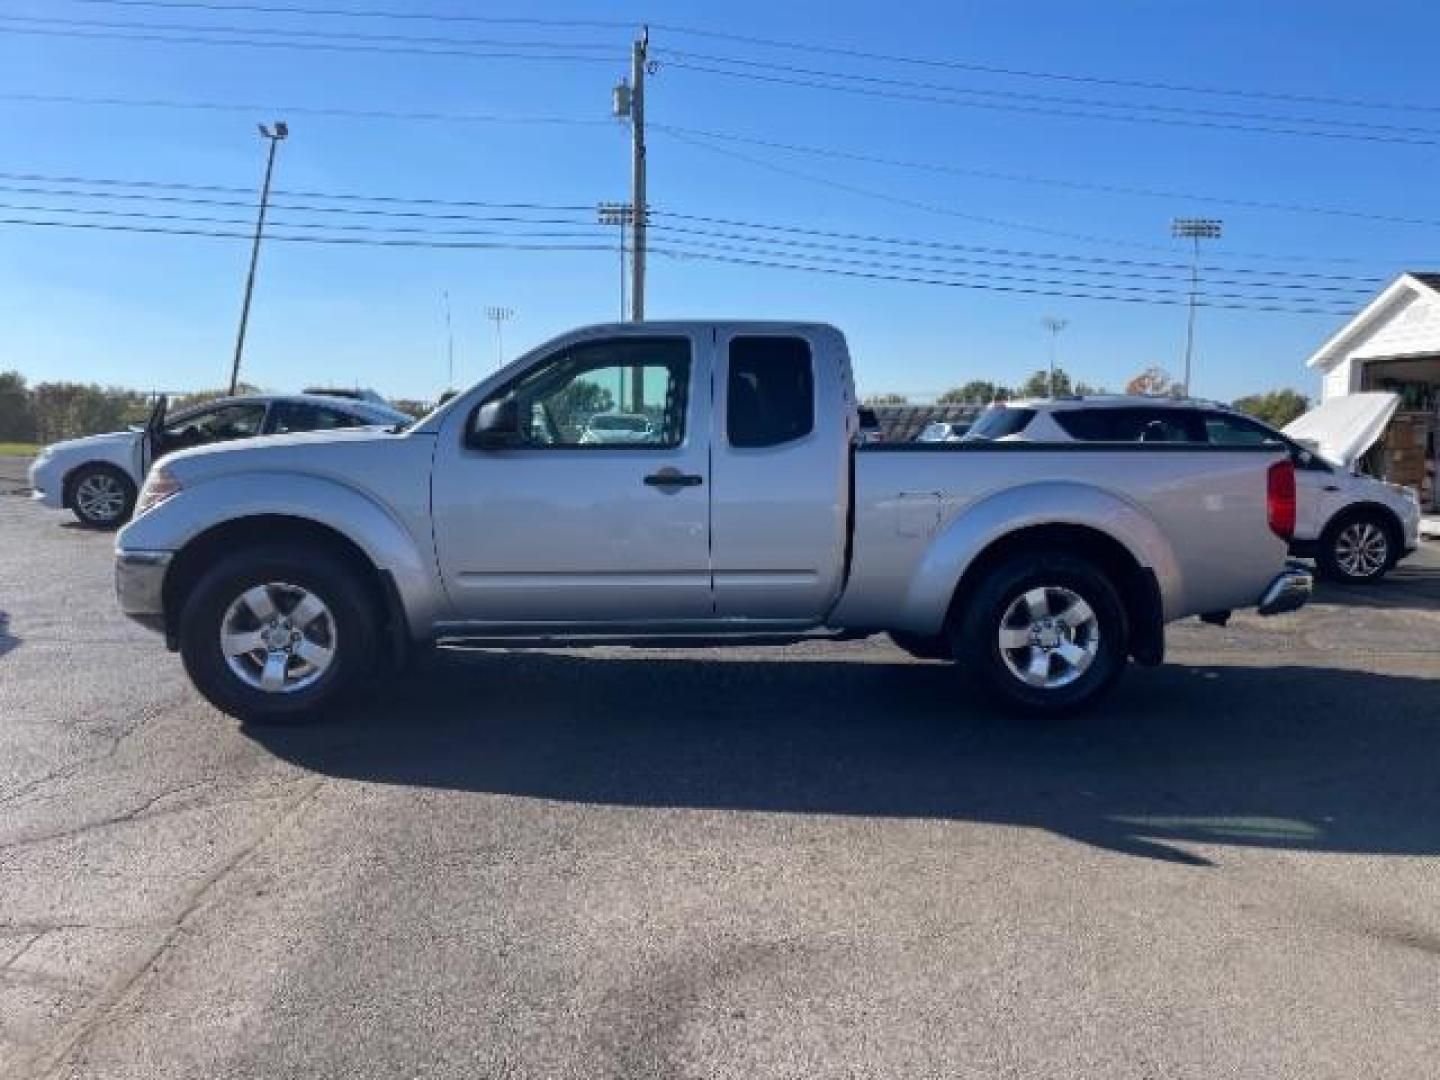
[1171,217,1222,396]
[228,120,288,395]
[1041,316,1068,397]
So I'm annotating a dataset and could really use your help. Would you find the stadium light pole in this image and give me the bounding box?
[1041,316,1068,397]
[597,201,633,320]
[228,120,288,395]
[485,306,514,371]
[1171,217,1223,396]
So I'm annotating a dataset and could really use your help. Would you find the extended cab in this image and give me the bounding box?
[114,322,1311,721]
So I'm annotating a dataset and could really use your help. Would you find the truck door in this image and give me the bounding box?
[711,329,851,621]
[431,331,714,625]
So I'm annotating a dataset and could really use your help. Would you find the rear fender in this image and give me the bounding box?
[897,481,1182,635]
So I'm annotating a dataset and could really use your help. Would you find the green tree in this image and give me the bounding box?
[1018,368,1072,397]
[1233,388,1310,428]
[1073,381,1106,396]
[939,380,1010,404]
[169,383,262,413]
[0,371,36,442]
[548,378,614,435]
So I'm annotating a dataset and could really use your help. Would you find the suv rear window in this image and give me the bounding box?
[964,406,1036,440]
[1052,408,1202,443]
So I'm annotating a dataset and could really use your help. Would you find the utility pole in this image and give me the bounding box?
[442,290,454,389]
[485,306,514,370]
[597,201,633,320]
[612,27,648,322]
[1041,316,1068,397]
[228,120,288,395]
[1171,217,1222,396]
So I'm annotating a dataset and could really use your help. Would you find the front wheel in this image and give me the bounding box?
[1318,514,1396,583]
[178,545,379,722]
[68,464,136,528]
[955,551,1129,716]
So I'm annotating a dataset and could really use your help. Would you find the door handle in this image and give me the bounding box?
[1323,485,1341,492]
[644,468,703,488]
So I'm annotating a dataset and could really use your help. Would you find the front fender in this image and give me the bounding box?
[117,471,444,633]
[896,481,1183,635]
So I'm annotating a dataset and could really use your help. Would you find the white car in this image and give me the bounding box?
[916,421,971,443]
[29,393,412,528]
[579,412,655,444]
[965,392,1421,582]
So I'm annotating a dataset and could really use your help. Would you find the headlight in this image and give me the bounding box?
[134,468,182,516]
[34,445,54,462]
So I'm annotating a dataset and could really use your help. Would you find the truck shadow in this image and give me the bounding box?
[0,611,17,658]
[247,650,1440,866]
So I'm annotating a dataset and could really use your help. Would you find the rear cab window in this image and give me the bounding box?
[727,336,814,448]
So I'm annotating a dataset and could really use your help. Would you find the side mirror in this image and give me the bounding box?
[469,398,524,449]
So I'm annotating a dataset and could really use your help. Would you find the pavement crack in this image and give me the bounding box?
[15,776,330,1080]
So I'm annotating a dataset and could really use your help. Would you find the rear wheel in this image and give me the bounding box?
[178,544,378,722]
[68,464,135,528]
[955,551,1129,716]
[1318,513,1396,583]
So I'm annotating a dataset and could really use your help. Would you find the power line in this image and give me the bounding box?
[2,14,621,54]
[656,123,1440,232]
[0,22,624,63]
[0,209,1360,314]
[646,223,1378,297]
[660,48,1440,141]
[648,235,1366,308]
[5,186,1375,297]
[0,200,605,240]
[66,0,1438,118]
[0,169,1398,281]
[0,91,613,130]
[69,0,633,31]
[651,245,1355,316]
[644,22,1439,117]
[660,56,1440,149]
[0,214,616,250]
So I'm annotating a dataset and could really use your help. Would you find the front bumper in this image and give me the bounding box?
[27,457,64,508]
[1257,566,1313,616]
[115,549,172,632]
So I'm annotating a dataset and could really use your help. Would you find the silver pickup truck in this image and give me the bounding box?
[115,321,1311,721]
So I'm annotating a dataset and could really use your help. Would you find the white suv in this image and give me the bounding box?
[965,393,1421,583]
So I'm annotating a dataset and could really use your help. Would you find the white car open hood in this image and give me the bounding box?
[1282,392,1399,470]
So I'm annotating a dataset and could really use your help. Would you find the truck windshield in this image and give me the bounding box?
[963,407,1036,441]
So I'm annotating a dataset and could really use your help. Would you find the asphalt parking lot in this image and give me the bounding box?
[2,488,1438,1079]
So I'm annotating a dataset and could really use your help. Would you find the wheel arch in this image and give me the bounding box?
[888,481,1178,664]
[160,514,413,660]
[62,459,135,510]
[1322,500,1405,546]
[945,523,1165,666]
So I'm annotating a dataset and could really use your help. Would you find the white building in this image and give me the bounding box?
[1306,272,1440,510]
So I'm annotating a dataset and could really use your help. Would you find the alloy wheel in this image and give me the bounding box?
[220,582,338,694]
[997,585,1101,690]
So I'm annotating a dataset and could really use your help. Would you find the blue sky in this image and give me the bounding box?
[0,0,1435,402]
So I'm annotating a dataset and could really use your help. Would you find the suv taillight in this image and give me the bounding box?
[1267,459,1296,540]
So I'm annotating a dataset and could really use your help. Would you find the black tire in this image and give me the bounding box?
[1316,512,1397,583]
[954,551,1129,717]
[888,631,953,661]
[178,543,379,723]
[67,464,136,528]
